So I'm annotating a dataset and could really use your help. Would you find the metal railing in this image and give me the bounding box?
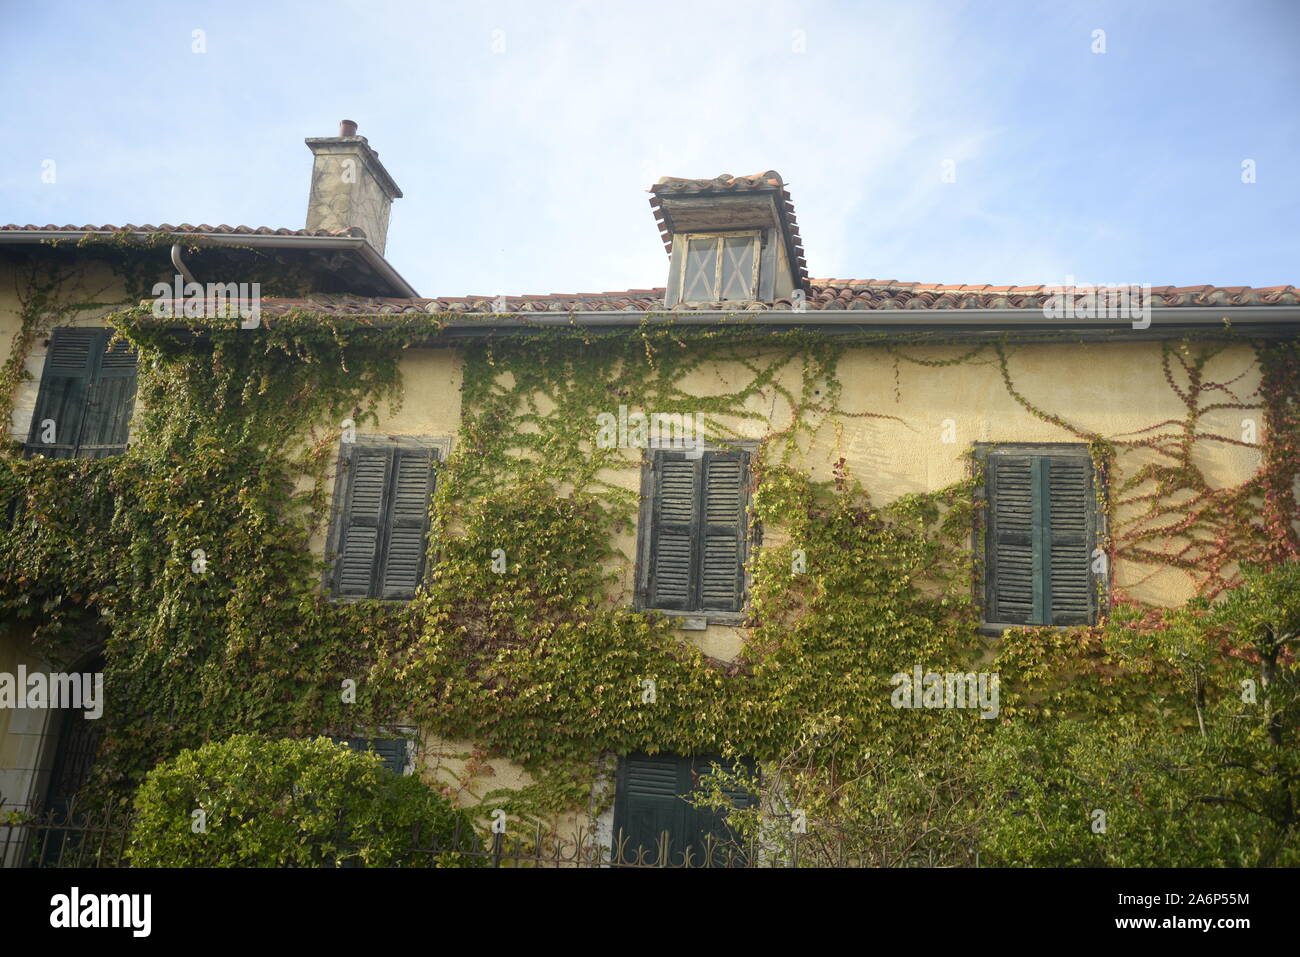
[2,801,132,869]
[2,803,794,868]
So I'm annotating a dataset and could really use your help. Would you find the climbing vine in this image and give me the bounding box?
[0,241,1295,862]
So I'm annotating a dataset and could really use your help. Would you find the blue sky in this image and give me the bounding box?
[2,0,1297,297]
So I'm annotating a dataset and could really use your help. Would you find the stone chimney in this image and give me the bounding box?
[305,120,403,255]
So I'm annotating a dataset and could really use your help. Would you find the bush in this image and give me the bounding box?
[128,734,483,867]
[975,561,1300,867]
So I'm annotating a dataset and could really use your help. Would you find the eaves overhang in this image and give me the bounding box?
[421,305,1300,339]
[130,305,1300,350]
[0,230,419,298]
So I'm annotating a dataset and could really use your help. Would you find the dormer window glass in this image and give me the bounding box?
[679,231,761,302]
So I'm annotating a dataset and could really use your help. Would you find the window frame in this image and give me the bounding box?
[323,434,450,601]
[676,230,763,303]
[973,442,1107,633]
[633,440,759,628]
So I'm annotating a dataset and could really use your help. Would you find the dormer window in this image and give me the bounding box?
[679,231,762,302]
[650,171,809,309]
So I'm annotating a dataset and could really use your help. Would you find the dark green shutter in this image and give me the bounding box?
[28,328,137,459]
[700,452,746,612]
[1046,456,1094,625]
[378,447,436,599]
[335,736,407,775]
[334,444,436,599]
[28,328,98,459]
[614,753,757,866]
[646,450,749,613]
[614,753,691,862]
[690,755,757,865]
[986,452,1095,626]
[987,455,1036,624]
[335,446,393,597]
[648,453,701,610]
[78,336,138,459]
[368,738,407,775]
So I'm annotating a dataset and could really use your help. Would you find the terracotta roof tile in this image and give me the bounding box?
[159,281,1297,318]
[648,170,811,291]
[651,172,785,193]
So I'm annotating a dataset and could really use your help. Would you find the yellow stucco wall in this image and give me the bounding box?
[352,339,1262,635]
[304,349,465,556]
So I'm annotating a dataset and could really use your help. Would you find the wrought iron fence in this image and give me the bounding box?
[2,801,132,869]
[2,802,805,868]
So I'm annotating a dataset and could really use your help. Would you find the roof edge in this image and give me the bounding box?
[0,230,419,298]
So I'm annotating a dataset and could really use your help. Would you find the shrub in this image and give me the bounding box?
[976,561,1300,867]
[128,734,483,867]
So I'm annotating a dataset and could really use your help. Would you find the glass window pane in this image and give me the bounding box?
[682,237,719,301]
[719,235,756,300]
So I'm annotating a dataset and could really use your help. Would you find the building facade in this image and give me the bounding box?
[2,125,1297,864]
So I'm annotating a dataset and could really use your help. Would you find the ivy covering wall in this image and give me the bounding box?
[1,244,1296,864]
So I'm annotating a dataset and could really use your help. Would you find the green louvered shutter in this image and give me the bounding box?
[335,736,407,775]
[335,446,393,597]
[986,455,1036,624]
[648,453,701,610]
[699,452,746,612]
[378,447,436,599]
[1046,456,1095,625]
[27,328,99,459]
[690,755,757,866]
[366,737,408,775]
[77,335,138,459]
[986,451,1096,627]
[614,753,757,866]
[614,754,692,863]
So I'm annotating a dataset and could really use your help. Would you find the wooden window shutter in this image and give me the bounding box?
[719,235,757,300]
[648,453,701,610]
[77,335,138,459]
[614,753,757,865]
[614,753,692,861]
[681,237,719,302]
[377,447,436,599]
[372,738,407,775]
[333,443,436,599]
[986,455,1036,624]
[985,451,1096,626]
[699,451,746,612]
[335,445,394,597]
[335,736,407,775]
[690,754,757,865]
[646,449,750,614]
[27,328,99,459]
[1045,455,1095,625]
